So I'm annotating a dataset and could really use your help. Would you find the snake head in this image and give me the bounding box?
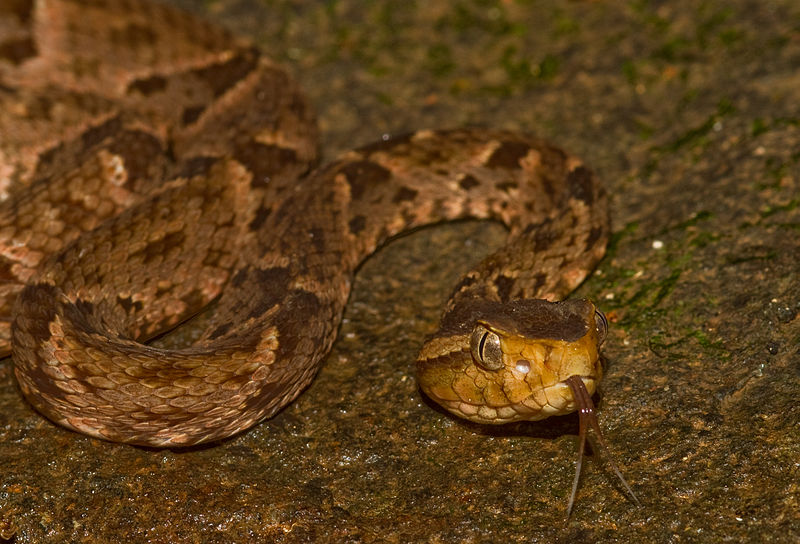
[418,298,639,515]
[416,298,606,424]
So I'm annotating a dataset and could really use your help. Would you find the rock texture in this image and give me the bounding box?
[1,0,798,542]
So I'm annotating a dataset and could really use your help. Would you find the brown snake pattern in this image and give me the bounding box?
[1,0,636,512]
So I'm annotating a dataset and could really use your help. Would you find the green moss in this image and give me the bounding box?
[695,5,735,46]
[535,54,560,80]
[652,36,692,62]
[620,258,685,316]
[373,90,394,106]
[750,118,769,137]
[749,116,800,137]
[630,0,671,34]
[659,211,714,237]
[718,28,745,47]
[500,45,532,85]
[426,43,455,77]
[443,1,515,36]
[660,99,735,152]
[553,13,580,36]
[636,120,655,141]
[621,59,638,85]
[647,326,731,362]
[602,220,639,262]
[760,199,798,218]
[689,230,720,249]
[595,213,716,336]
[641,100,735,176]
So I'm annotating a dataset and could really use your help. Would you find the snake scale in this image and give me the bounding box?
[1,0,636,513]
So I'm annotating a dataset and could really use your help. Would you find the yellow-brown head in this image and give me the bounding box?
[416,298,607,424]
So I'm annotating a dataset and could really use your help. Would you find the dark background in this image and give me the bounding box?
[1,1,798,542]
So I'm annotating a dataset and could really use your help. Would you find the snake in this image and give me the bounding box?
[1,0,637,513]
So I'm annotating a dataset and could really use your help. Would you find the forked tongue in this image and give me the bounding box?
[564,375,641,517]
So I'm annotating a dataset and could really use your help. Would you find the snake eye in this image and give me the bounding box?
[470,324,504,371]
[594,309,608,344]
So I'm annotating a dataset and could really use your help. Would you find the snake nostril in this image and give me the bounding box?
[515,360,530,374]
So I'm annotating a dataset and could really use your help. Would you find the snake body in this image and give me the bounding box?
[1,0,633,512]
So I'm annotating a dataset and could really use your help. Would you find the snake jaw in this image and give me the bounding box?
[564,375,640,517]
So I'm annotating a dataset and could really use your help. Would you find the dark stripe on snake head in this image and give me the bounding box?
[339,161,391,200]
[485,141,531,169]
[439,299,591,341]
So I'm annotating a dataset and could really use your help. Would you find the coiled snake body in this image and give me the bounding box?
[1,0,636,513]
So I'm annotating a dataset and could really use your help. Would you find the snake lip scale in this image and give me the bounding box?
[1,0,637,514]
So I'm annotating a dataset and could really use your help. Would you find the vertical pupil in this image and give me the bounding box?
[478,332,488,359]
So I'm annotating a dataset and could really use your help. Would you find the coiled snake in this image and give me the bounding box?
[0,0,637,513]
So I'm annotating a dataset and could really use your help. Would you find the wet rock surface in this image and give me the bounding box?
[1,1,798,542]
